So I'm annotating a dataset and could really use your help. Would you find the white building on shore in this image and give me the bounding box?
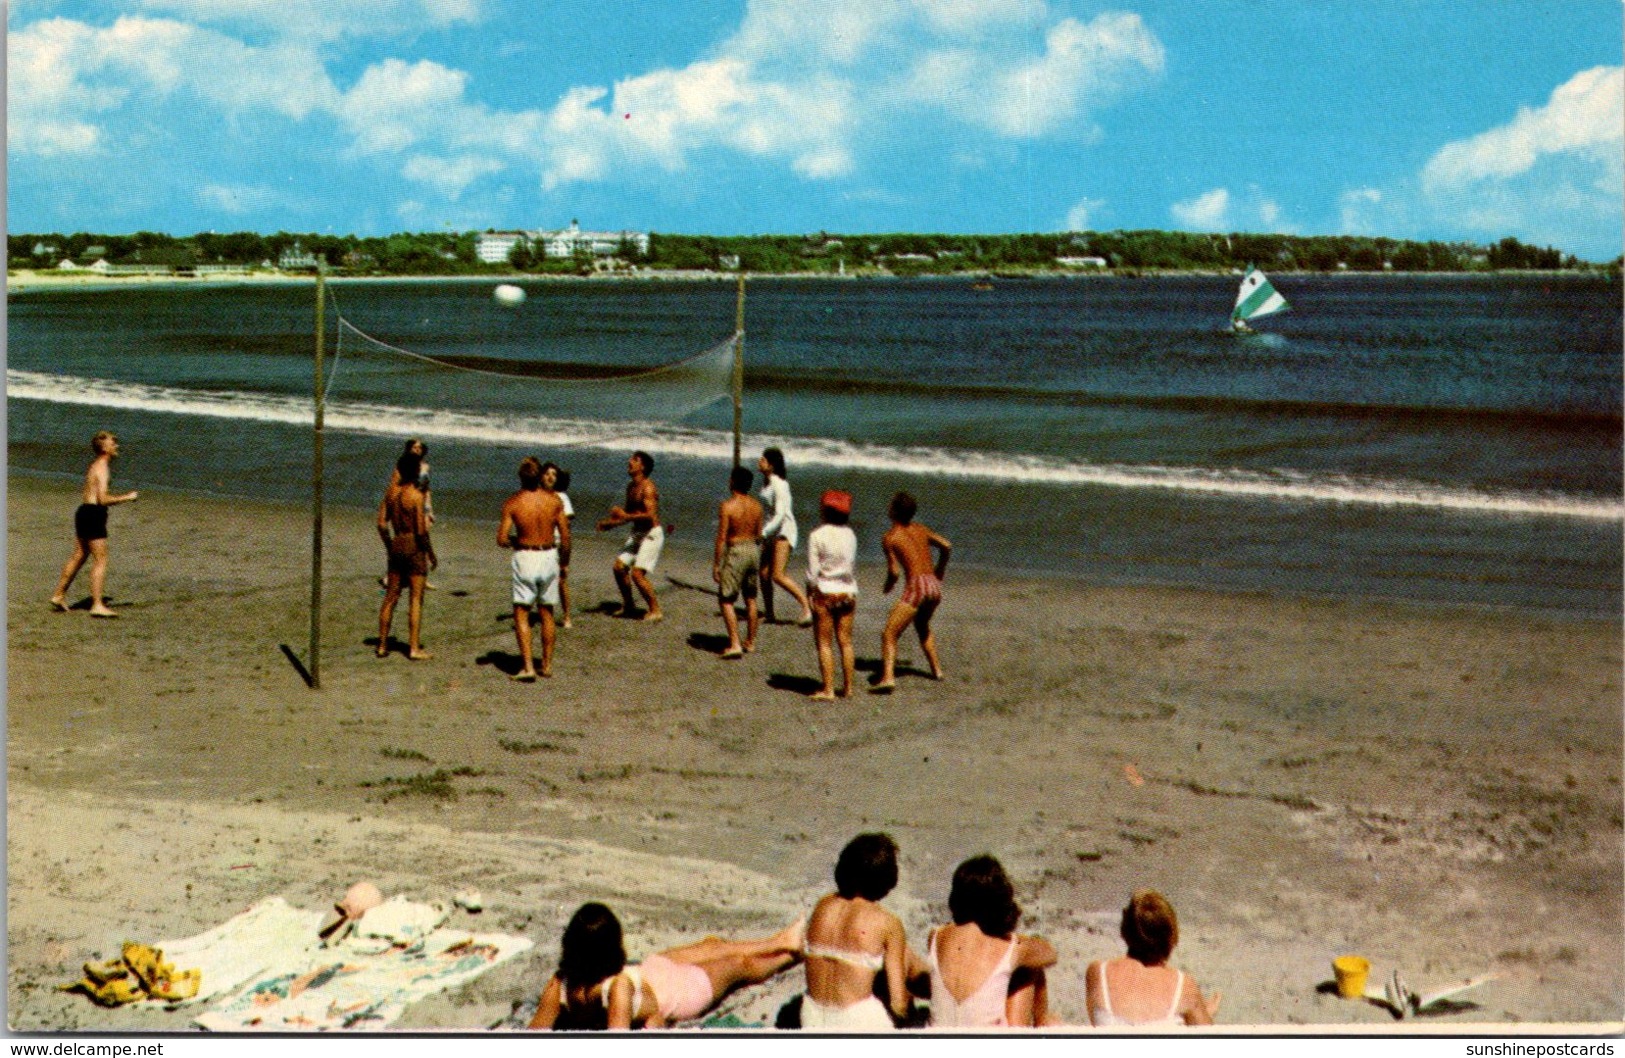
[475,231,529,264]
[476,221,649,265]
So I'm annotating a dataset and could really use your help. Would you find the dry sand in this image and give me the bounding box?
[7,472,1621,1032]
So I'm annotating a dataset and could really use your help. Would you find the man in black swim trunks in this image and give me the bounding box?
[51,431,138,618]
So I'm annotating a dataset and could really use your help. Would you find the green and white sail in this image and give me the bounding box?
[1231,265,1290,328]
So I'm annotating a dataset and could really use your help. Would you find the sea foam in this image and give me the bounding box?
[10,370,1620,522]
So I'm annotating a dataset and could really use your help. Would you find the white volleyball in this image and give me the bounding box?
[493,283,526,306]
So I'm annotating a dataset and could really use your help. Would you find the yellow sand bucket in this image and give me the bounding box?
[1332,955,1371,999]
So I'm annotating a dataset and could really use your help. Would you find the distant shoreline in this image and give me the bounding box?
[6,266,1613,294]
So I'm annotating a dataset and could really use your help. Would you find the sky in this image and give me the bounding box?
[7,0,1623,259]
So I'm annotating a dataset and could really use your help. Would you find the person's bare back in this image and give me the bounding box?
[882,523,942,581]
[377,460,435,660]
[502,489,567,550]
[385,482,427,541]
[719,492,763,543]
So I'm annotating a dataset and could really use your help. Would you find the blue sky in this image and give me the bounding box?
[9,0,1623,259]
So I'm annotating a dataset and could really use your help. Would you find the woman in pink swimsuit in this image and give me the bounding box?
[1086,890,1220,1027]
[926,855,1057,1028]
[528,902,804,1030]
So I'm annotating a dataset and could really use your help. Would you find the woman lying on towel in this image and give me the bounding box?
[801,832,925,1030]
[527,902,804,1030]
[925,855,1057,1028]
[1085,890,1221,1027]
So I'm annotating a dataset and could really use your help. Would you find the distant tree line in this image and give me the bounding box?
[9,227,1610,275]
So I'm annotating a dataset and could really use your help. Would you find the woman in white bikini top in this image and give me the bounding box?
[926,855,1057,1028]
[802,833,921,1028]
[1086,890,1219,1027]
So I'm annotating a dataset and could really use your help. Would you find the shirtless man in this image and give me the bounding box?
[499,457,570,680]
[713,465,764,658]
[51,431,138,618]
[874,491,952,693]
[596,450,664,622]
[377,451,436,660]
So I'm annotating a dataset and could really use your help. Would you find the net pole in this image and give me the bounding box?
[309,261,326,690]
[732,272,745,467]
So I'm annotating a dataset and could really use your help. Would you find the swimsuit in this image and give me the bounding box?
[717,539,761,602]
[900,573,943,609]
[558,958,713,1025]
[803,943,885,973]
[74,503,109,542]
[511,547,560,608]
[809,589,856,617]
[799,994,894,1032]
[927,931,1018,1028]
[800,936,891,1031]
[635,954,714,1023]
[760,475,799,550]
[387,533,429,578]
[1089,964,1185,1027]
[617,524,665,572]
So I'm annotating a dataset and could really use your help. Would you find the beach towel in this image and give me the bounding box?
[156,897,327,1005]
[348,895,451,950]
[195,926,531,1031]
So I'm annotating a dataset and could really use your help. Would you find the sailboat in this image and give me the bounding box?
[1231,265,1290,333]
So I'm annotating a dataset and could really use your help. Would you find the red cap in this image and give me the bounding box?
[820,489,852,514]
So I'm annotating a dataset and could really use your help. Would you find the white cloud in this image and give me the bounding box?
[337,59,473,155]
[9,0,1166,212]
[1339,187,1383,233]
[1064,195,1105,231]
[7,15,338,157]
[197,183,280,214]
[401,154,505,198]
[1423,66,1623,190]
[130,0,480,42]
[1169,186,1292,233]
[1171,188,1230,231]
[1419,67,1623,258]
[534,59,856,189]
[901,13,1163,138]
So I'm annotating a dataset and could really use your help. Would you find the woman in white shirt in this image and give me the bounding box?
[546,466,575,628]
[758,448,813,626]
[805,490,858,700]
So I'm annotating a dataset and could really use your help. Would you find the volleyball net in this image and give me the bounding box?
[320,285,740,436]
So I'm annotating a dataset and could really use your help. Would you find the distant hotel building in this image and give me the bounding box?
[475,231,529,264]
[475,221,649,265]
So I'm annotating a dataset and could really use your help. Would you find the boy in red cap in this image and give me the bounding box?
[805,490,858,700]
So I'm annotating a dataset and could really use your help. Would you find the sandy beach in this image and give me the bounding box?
[7,471,1621,1032]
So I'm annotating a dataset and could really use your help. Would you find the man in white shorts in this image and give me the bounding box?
[499,457,570,680]
[596,450,664,622]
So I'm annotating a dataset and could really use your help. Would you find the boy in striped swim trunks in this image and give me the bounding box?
[874,491,952,693]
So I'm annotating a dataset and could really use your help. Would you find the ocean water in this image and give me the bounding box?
[8,274,1621,616]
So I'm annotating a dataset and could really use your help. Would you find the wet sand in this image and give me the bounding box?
[7,472,1621,1031]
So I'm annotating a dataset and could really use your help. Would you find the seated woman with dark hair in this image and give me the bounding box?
[527,903,804,1030]
[801,832,924,1031]
[926,855,1058,1028]
[1086,890,1220,1027]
